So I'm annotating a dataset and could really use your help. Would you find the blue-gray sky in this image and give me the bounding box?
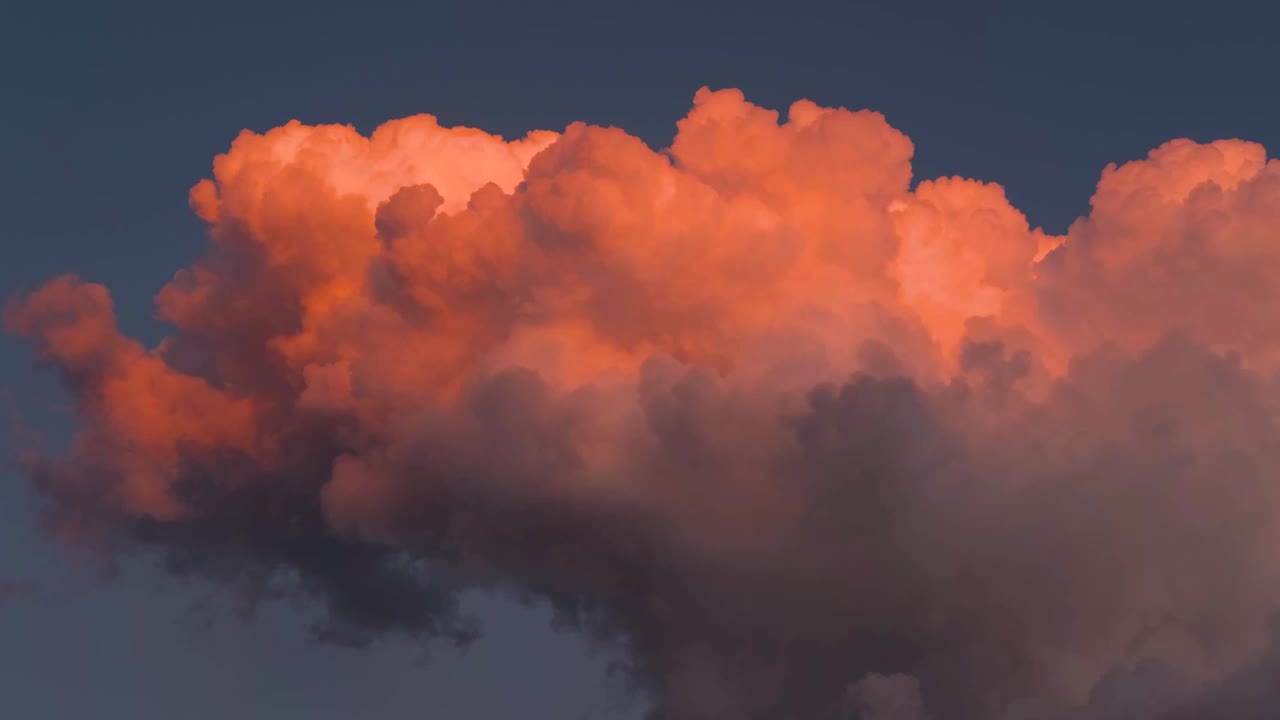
[4,1,1280,717]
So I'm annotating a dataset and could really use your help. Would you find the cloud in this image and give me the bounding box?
[852,673,931,720]
[9,88,1280,719]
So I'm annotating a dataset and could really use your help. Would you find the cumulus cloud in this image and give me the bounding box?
[9,87,1280,719]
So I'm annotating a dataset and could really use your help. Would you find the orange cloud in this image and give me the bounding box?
[10,87,1280,719]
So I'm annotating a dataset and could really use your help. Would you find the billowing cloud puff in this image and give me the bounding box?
[10,88,1280,719]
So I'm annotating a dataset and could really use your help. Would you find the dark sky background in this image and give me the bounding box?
[2,1,1279,717]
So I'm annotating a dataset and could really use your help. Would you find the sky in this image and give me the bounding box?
[5,1,1280,718]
